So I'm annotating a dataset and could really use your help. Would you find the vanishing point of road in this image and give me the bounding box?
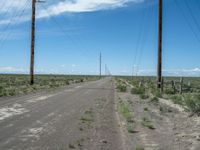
[0,77,124,150]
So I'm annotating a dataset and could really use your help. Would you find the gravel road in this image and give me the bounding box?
[0,77,124,150]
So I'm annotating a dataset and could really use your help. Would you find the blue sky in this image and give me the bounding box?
[0,0,200,76]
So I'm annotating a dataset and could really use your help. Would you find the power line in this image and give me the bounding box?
[174,0,200,43]
[183,0,200,34]
[0,0,29,37]
[40,4,94,61]
[132,4,147,76]
[0,0,31,50]
[137,2,153,68]
[132,0,151,76]
[132,2,147,70]
[50,4,96,57]
[0,1,16,17]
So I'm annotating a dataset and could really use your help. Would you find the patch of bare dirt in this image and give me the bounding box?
[116,91,200,150]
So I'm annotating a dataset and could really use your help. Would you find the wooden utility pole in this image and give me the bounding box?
[30,0,36,85]
[105,64,107,76]
[157,0,163,89]
[100,52,102,78]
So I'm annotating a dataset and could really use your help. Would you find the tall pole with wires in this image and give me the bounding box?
[157,0,163,89]
[105,64,106,76]
[100,52,102,79]
[30,0,36,85]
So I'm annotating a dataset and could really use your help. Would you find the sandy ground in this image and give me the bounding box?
[116,87,200,150]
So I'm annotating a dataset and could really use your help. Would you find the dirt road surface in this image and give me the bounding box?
[0,77,124,150]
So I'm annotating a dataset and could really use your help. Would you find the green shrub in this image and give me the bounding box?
[131,87,145,95]
[119,101,131,119]
[127,124,136,133]
[136,146,144,150]
[117,84,127,92]
[0,86,3,92]
[140,94,149,99]
[154,90,162,98]
[164,88,175,94]
[171,95,183,105]
[0,75,98,97]
[159,106,164,112]
[141,117,155,130]
[150,97,159,103]
[65,80,70,85]
[184,94,200,114]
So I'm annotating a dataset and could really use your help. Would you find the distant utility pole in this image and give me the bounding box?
[105,64,107,76]
[100,52,102,78]
[132,66,135,80]
[157,0,163,89]
[30,0,36,85]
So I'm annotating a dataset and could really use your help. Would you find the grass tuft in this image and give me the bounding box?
[136,146,145,150]
[184,94,200,114]
[117,84,127,92]
[141,117,155,130]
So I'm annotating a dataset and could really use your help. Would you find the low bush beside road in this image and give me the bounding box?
[0,74,98,97]
[184,94,200,115]
[116,76,200,115]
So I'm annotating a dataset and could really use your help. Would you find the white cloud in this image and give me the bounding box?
[0,0,28,13]
[0,0,144,25]
[0,66,26,73]
[37,0,144,18]
[71,64,77,67]
[183,68,200,72]
[60,64,66,68]
[136,68,200,77]
[0,66,200,77]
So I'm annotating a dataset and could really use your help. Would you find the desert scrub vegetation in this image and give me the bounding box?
[135,146,145,150]
[117,76,200,115]
[116,79,127,92]
[167,93,200,114]
[184,94,200,115]
[150,96,159,103]
[0,74,98,97]
[141,117,155,130]
[131,85,150,100]
[117,84,127,92]
[131,86,145,95]
[68,138,85,149]
[118,99,136,133]
[80,109,94,123]
[118,100,132,121]
[169,94,183,105]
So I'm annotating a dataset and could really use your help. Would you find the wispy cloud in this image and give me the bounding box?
[1,66,200,77]
[136,68,200,77]
[0,0,144,25]
[0,66,26,73]
[37,0,144,18]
